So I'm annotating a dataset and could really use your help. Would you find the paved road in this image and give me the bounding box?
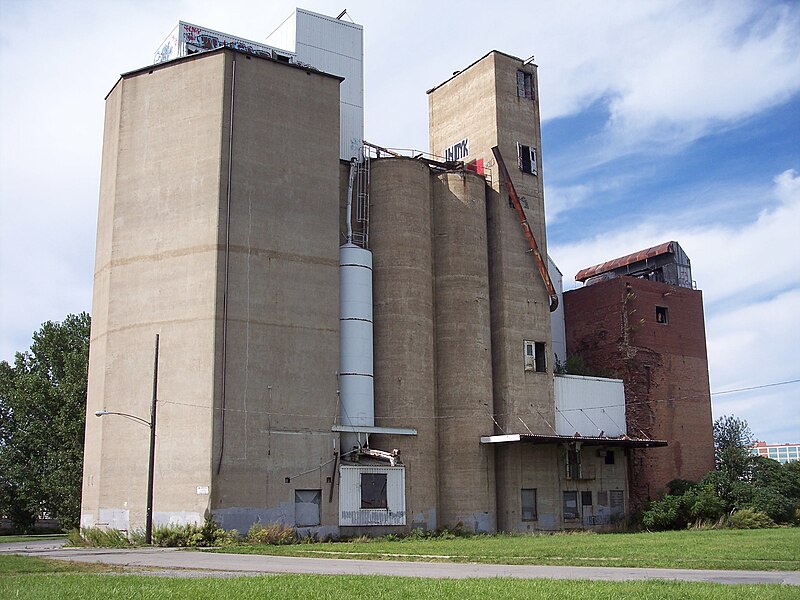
[4,542,799,585]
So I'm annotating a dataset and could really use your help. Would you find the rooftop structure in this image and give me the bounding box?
[576,241,693,289]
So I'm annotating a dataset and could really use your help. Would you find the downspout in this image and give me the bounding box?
[217,54,236,475]
[345,158,357,243]
[491,146,558,312]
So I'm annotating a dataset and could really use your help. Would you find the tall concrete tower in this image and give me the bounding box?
[428,52,555,531]
[81,48,343,534]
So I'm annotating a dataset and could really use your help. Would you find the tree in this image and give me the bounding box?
[712,414,755,510]
[0,313,90,531]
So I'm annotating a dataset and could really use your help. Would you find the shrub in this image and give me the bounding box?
[153,518,238,547]
[70,527,133,547]
[745,487,796,524]
[641,495,687,530]
[246,522,298,545]
[729,509,775,529]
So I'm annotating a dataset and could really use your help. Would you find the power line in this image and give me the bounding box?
[712,379,800,396]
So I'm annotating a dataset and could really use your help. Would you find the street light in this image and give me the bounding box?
[95,334,159,544]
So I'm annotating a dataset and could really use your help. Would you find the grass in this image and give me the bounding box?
[0,534,67,544]
[0,554,115,576]
[219,528,800,571]
[0,558,795,600]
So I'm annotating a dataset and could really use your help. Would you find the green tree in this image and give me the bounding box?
[712,414,755,510]
[0,313,90,531]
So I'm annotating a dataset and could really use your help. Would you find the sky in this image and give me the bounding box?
[1,0,798,444]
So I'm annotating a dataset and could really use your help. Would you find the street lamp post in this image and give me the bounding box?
[95,334,159,544]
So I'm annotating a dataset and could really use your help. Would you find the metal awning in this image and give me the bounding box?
[332,425,417,436]
[480,433,667,448]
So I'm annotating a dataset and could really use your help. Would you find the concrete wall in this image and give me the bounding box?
[83,49,343,536]
[367,158,439,532]
[563,277,715,505]
[82,52,229,531]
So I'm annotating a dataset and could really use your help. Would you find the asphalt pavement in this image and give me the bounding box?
[3,540,799,585]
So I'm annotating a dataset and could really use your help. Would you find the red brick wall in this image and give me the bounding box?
[563,277,715,507]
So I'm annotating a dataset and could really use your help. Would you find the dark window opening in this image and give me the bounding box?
[605,450,615,465]
[563,491,579,519]
[360,473,387,509]
[581,491,593,506]
[656,306,669,324]
[566,447,581,479]
[521,488,537,521]
[524,340,547,372]
[517,143,538,175]
[516,70,534,99]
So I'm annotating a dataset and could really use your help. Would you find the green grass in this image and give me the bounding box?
[0,555,114,576]
[0,572,796,599]
[220,528,800,571]
[0,534,66,544]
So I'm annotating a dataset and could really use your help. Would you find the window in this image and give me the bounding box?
[517,143,538,175]
[605,450,615,465]
[524,340,547,372]
[598,491,608,506]
[609,490,624,516]
[521,489,537,521]
[360,473,387,509]
[581,491,593,506]
[563,491,579,519]
[656,306,669,324]
[294,489,321,526]
[566,447,581,479]
[517,70,534,99]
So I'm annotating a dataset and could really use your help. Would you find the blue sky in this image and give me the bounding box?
[1,0,798,443]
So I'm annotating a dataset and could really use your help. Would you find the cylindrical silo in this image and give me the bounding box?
[368,157,439,532]
[339,242,374,453]
[432,170,496,532]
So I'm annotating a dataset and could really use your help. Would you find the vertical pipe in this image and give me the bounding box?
[145,333,159,545]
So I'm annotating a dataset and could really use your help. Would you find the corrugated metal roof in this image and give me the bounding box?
[575,241,676,282]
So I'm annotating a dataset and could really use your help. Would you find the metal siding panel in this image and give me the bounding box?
[338,465,406,526]
[554,375,626,437]
[264,12,297,52]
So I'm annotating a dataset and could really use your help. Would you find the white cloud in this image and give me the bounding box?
[551,169,800,442]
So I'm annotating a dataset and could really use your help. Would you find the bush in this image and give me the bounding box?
[246,522,298,545]
[69,527,133,547]
[641,495,687,530]
[745,487,796,524]
[729,509,775,529]
[153,518,238,547]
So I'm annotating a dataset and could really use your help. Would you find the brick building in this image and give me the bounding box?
[563,242,715,506]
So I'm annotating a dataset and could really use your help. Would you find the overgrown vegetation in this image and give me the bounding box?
[69,518,238,548]
[554,353,616,378]
[640,415,800,530]
[0,313,90,532]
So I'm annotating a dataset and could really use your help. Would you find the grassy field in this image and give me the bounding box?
[220,528,800,571]
[0,555,795,600]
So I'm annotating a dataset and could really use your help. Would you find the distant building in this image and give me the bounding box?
[563,242,715,507]
[751,441,800,464]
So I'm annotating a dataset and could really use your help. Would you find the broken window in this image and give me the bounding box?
[656,306,669,324]
[294,489,321,526]
[516,70,534,99]
[524,340,547,372]
[517,143,538,175]
[605,450,615,465]
[563,491,579,519]
[360,473,387,509]
[521,488,537,521]
[581,491,592,506]
[566,446,581,479]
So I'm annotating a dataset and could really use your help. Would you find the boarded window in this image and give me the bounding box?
[563,491,579,519]
[521,489,537,521]
[516,70,534,99]
[361,473,388,509]
[294,489,321,527]
[517,143,538,175]
[610,490,624,516]
[598,491,608,506]
[581,491,593,506]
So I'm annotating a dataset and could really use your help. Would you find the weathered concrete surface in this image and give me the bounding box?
[7,546,800,585]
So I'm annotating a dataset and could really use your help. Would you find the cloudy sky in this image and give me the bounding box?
[1,0,798,443]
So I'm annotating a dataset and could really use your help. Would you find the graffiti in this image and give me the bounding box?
[444,138,469,161]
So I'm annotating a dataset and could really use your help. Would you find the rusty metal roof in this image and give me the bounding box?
[575,241,676,283]
[480,433,668,448]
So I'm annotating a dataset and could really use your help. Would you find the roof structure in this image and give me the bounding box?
[575,241,677,283]
[480,433,668,448]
